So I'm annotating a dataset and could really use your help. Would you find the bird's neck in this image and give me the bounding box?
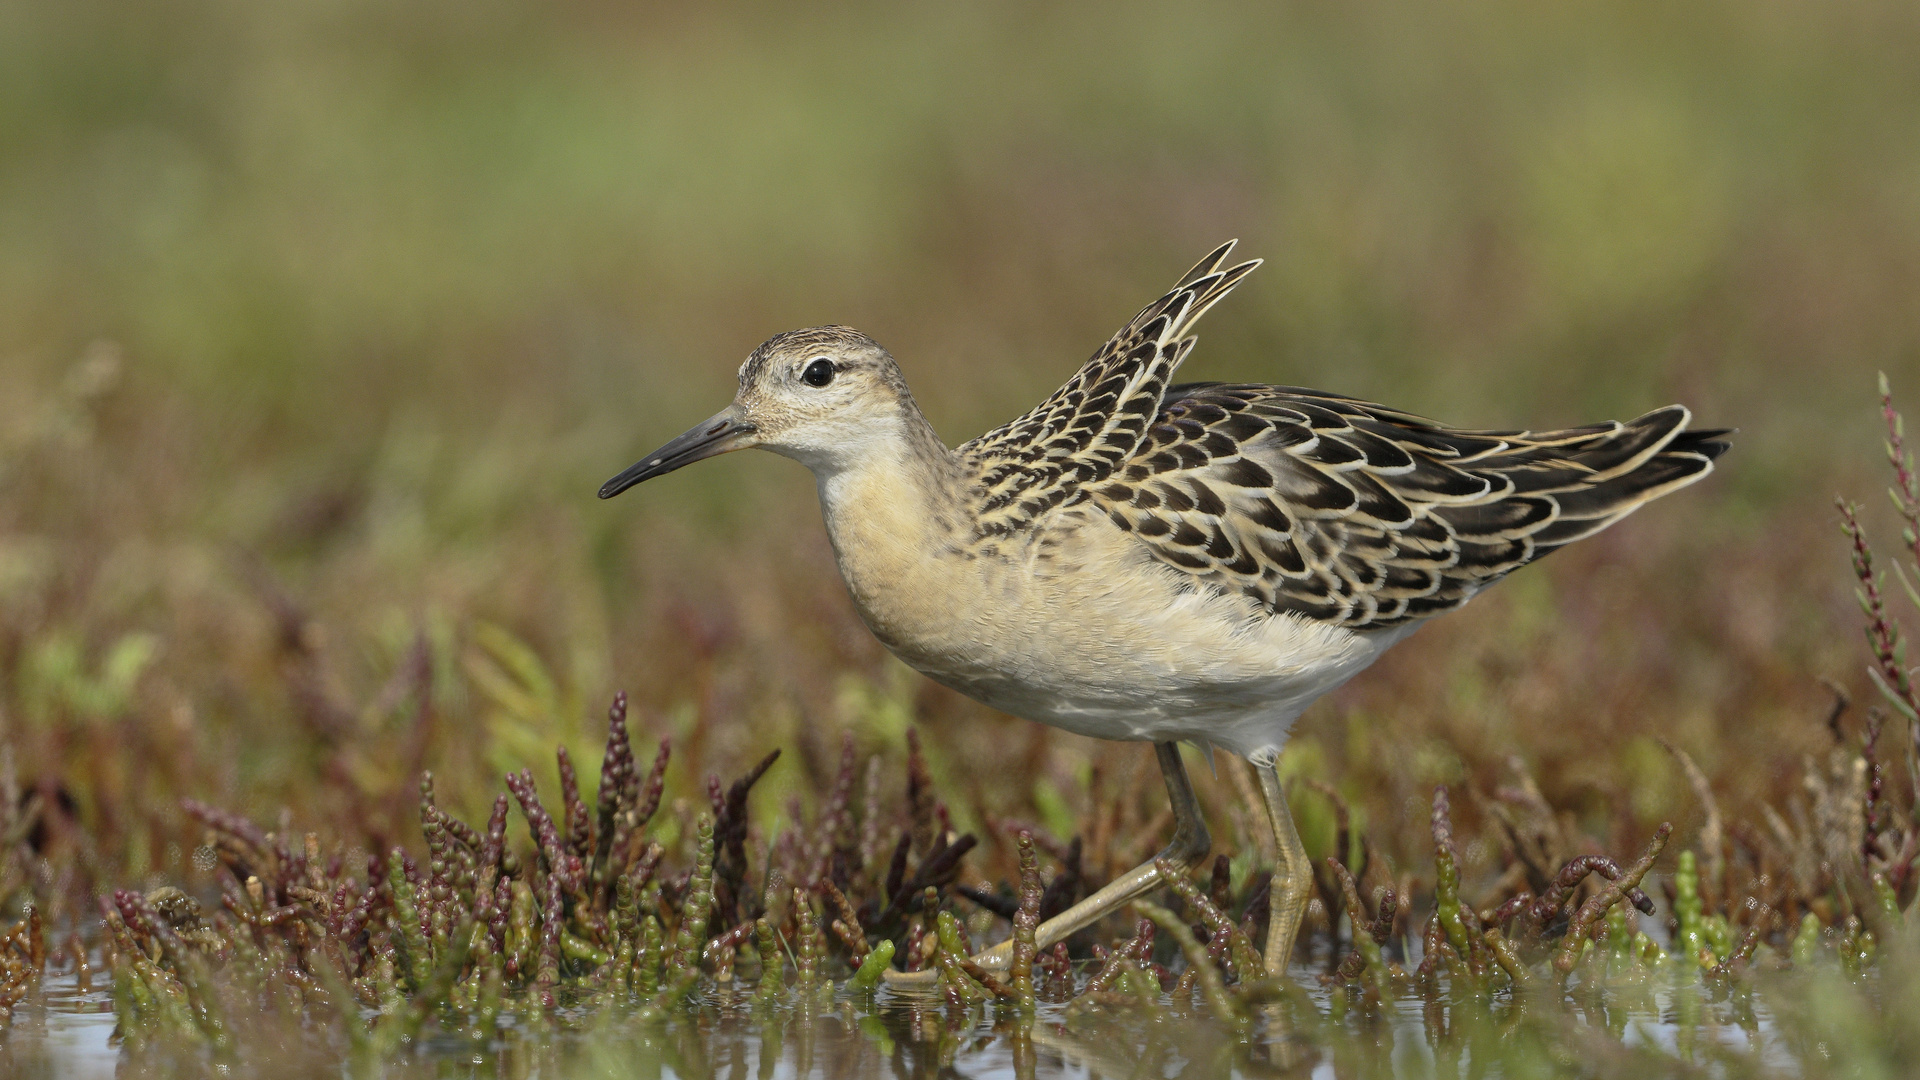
[811,411,966,646]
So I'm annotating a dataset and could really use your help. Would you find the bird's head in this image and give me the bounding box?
[599,326,918,498]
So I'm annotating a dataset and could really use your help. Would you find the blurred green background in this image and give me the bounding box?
[3,0,1918,885]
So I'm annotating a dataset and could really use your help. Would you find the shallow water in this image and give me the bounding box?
[1,954,1807,1080]
[6,968,119,1080]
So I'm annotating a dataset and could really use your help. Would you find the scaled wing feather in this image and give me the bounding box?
[957,242,1728,630]
[1093,385,1730,629]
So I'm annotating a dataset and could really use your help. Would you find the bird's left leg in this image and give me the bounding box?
[886,741,1210,983]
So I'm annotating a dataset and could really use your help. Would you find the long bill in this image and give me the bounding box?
[598,405,757,499]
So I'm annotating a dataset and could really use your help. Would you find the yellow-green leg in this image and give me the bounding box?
[1255,758,1312,977]
[886,741,1211,983]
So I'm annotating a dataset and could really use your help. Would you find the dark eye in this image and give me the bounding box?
[801,358,835,387]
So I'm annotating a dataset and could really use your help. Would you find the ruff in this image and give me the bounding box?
[600,241,1730,979]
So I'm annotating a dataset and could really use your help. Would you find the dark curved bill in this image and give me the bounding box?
[599,408,756,499]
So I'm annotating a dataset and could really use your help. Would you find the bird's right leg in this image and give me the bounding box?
[885,740,1210,983]
[1254,756,1312,977]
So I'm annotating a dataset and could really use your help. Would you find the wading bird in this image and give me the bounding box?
[599,242,1728,978]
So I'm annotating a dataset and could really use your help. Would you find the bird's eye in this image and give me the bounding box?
[801,358,835,387]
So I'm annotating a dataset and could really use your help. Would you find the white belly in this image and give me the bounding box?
[909,594,1416,762]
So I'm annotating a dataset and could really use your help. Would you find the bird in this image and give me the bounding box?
[598,241,1730,980]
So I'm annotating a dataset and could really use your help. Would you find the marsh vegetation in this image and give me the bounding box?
[4,1,1920,1075]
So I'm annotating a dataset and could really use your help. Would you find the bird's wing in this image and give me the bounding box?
[1091,384,1731,629]
[958,241,1261,538]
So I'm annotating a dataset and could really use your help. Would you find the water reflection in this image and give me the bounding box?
[4,961,1808,1079]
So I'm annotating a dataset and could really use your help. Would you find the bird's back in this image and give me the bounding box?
[953,242,1728,633]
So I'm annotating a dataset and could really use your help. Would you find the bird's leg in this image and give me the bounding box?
[886,741,1210,982]
[1254,757,1312,977]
